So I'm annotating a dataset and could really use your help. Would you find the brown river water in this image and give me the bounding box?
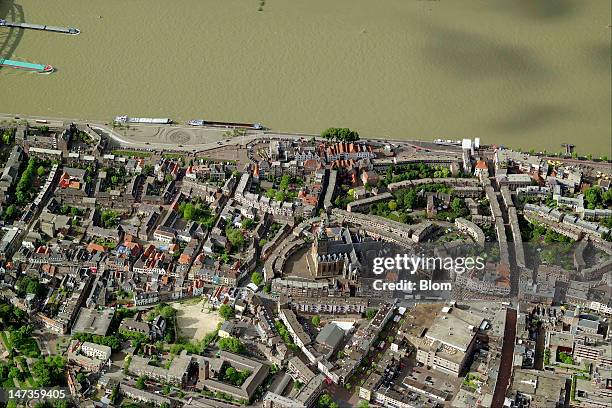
[0,0,610,154]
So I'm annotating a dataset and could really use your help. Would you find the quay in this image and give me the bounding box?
[0,19,80,35]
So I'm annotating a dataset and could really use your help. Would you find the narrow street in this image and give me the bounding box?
[492,308,517,408]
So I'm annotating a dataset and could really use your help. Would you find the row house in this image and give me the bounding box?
[153,225,175,243]
[154,158,180,182]
[133,248,177,277]
[190,256,241,286]
[0,145,24,205]
[238,192,296,218]
[185,163,227,182]
[324,142,375,162]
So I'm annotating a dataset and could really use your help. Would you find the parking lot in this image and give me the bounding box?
[406,365,460,395]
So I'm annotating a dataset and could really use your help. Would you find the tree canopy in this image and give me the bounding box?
[31,356,66,387]
[218,304,234,320]
[584,186,612,209]
[218,337,245,354]
[321,128,360,142]
[251,272,263,286]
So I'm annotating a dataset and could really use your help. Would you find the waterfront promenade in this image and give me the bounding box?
[0,112,446,153]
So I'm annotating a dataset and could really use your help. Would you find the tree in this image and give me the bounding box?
[31,356,66,387]
[0,303,14,321]
[15,190,28,205]
[317,393,339,408]
[312,315,321,327]
[16,276,46,298]
[222,366,251,386]
[279,175,291,191]
[156,304,177,320]
[604,189,612,206]
[387,200,397,211]
[401,188,418,209]
[251,272,263,286]
[559,351,574,365]
[2,129,14,145]
[242,218,254,229]
[53,402,68,408]
[225,226,245,249]
[218,304,234,320]
[101,209,120,228]
[321,128,360,142]
[183,203,195,220]
[136,376,147,390]
[584,186,603,209]
[27,279,45,297]
[274,190,286,202]
[3,205,16,220]
[72,332,122,351]
[37,166,46,177]
[15,158,37,204]
[265,189,277,199]
[8,366,20,380]
[218,337,245,354]
[451,197,463,213]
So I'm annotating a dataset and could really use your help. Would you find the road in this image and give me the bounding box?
[491,308,517,408]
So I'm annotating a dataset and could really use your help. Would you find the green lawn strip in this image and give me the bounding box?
[111,150,152,158]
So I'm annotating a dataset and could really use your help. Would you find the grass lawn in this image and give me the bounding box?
[175,296,203,306]
[111,149,152,158]
[161,153,185,160]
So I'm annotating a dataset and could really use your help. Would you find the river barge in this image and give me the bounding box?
[0,58,53,73]
[0,19,79,35]
[114,116,172,125]
[188,119,263,130]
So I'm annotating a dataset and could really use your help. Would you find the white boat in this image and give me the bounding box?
[114,116,171,124]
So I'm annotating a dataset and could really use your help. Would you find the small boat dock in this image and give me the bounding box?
[0,19,80,35]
